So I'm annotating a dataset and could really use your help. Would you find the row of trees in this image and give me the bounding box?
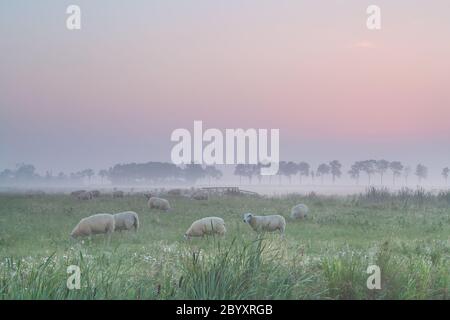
[233,160,435,186]
[0,161,448,186]
[0,162,223,186]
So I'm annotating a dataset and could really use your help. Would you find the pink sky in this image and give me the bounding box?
[1,1,450,174]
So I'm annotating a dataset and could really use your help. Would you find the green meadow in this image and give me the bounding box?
[0,190,449,299]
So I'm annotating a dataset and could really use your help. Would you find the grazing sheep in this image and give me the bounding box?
[90,190,101,198]
[113,211,139,232]
[191,191,208,201]
[243,213,286,236]
[77,191,92,200]
[148,197,171,211]
[112,190,124,198]
[291,203,309,219]
[71,190,86,197]
[70,213,115,242]
[184,217,226,240]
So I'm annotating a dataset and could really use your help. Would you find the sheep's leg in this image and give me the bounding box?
[279,227,285,239]
[106,232,112,246]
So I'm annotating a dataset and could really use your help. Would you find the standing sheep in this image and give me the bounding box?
[243,213,286,237]
[113,211,139,232]
[77,191,93,200]
[90,190,101,198]
[148,197,171,211]
[191,191,208,200]
[70,213,115,243]
[184,217,226,240]
[291,203,309,219]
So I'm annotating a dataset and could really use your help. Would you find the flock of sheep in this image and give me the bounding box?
[69,191,310,243]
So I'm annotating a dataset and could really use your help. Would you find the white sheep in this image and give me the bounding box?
[113,211,139,232]
[184,217,226,240]
[191,191,208,200]
[291,203,309,219]
[70,213,115,243]
[148,197,171,211]
[77,191,92,200]
[243,213,286,236]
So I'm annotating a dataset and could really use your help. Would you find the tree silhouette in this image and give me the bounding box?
[316,163,330,184]
[297,162,310,184]
[57,172,66,181]
[234,164,258,184]
[204,165,223,185]
[360,160,376,185]
[183,163,206,184]
[15,164,37,182]
[348,163,361,185]
[98,169,108,184]
[415,164,428,184]
[442,167,449,185]
[278,161,298,184]
[329,160,342,183]
[375,160,389,185]
[389,161,403,186]
[403,166,412,185]
[83,169,94,183]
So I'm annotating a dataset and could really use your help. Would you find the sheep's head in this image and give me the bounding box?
[183,234,190,240]
[243,213,253,223]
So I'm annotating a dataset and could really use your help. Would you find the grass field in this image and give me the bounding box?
[0,190,449,299]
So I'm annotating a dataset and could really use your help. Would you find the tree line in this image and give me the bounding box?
[234,160,433,186]
[0,160,447,186]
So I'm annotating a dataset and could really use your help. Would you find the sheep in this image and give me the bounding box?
[113,211,139,232]
[77,191,92,200]
[70,213,115,243]
[112,190,124,198]
[148,197,171,211]
[90,190,101,198]
[291,203,309,219]
[243,213,286,236]
[191,191,208,201]
[184,217,226,240]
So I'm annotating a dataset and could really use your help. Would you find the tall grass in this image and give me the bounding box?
[179,236,315,299]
